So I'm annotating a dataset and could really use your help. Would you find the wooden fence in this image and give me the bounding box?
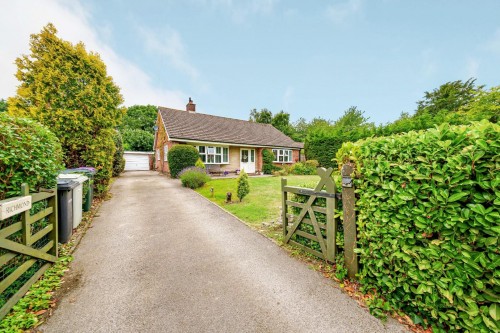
[0,184,58,319]
[281,166,358,278]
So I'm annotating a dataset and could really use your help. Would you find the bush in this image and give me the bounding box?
[237,170,250,202]
[336,121,500,332]
[290,160,318,175]
[195,158,205,169]
[112,130,125,177]
[179,167,210,189]
[0,114,64,199]
[262,149,277,174]
[168,145,200,178]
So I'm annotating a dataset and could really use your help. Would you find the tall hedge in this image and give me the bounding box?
[0,113,64,199]
[305,129,370,168]
[336,121,499,332]
[167,145,200,178]
[112,130,125,177]
[262,149,275,174]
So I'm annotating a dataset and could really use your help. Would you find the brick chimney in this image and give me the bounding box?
[186,97,196,112]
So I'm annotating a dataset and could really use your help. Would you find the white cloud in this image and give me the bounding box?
[420,49,438,78]
[326,0,363,24]
[197,0,278,23]
[466,58,479,78]
[0,0,186,108]
[486,28,500,54]
[282,86,294,111]
[139,27,202,88]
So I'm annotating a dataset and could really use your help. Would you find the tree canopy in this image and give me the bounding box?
[249,108,272,124]
[0,99,7,113]
[8,23,125,193]
[120,104,157,151]
[415,78,483,117]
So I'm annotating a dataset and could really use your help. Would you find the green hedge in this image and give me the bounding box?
[336,121,499,332]
[112,130,125,177]
[167,145,199,178]
[262,149,275,174]
[0,114,63,199]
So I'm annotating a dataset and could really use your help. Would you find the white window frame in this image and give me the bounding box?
[272,149,293,163]
[164,145,168,161]
[197,145,229,164]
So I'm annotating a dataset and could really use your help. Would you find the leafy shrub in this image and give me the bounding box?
[195,158,206,169]
[291,160,318,175]
[273,164,293,176]
[0,113,63,199]
[336,121,500,332]
[121,128,154,152]
[112,130,125,177]
[262,149,277,174]
[179,167,210,189]
[237,170,250,202]
[168,145,200,178]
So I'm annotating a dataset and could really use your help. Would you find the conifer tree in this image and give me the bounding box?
[8,23,125,193]
[237,170,250,202]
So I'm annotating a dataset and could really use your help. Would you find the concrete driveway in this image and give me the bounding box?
[41,171,406,333]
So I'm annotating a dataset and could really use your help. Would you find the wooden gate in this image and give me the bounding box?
[281,167,338,262]
[0,184,58,319]
[282,166,358,278]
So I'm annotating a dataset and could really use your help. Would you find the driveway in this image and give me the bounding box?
[41,171,406,333]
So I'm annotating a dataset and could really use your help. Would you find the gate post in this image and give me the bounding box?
[281,178,288,239]
[20,184,30,246]
[325,173,336,262]
[341,164,358,279]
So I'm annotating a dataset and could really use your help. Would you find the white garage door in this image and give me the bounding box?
[124,152,151,171]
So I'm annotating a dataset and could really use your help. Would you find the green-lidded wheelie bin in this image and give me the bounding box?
[61,167,97,212]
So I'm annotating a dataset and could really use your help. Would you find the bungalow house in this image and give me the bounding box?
[154,98,303,175]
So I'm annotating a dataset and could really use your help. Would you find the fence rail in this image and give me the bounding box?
[282,166,358,278]
[0,184,58,319]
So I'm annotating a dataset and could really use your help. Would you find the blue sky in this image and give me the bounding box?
[1,1,499,125]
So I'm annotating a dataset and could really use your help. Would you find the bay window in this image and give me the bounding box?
[272,149,293,163]
[197,145,229,164]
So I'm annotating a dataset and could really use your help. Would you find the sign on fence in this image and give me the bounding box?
[0,196,32,220]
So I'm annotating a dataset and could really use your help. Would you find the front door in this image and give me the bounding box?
[240,148,255,174]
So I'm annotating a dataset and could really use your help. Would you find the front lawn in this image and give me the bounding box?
[196,175,319,229]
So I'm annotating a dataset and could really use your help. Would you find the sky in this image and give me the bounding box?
[1,0,499,125]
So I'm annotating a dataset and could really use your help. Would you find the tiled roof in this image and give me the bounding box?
[158,107,304,149]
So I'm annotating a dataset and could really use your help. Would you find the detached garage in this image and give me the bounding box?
[124,151,153,171]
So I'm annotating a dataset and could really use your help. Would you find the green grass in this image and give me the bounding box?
[196,175,319,228]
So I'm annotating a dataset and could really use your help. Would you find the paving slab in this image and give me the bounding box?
[41,171,407,333]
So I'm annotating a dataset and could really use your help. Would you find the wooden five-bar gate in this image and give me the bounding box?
[0,184,58,319]
[281,166,358,278]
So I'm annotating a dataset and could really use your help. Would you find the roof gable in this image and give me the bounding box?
[158,107,303,149]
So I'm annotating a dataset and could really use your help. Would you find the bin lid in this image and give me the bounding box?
[57,180,79,190]
[58,174,88,183]
[61,167,97,175]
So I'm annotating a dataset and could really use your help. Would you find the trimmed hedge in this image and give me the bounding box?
[336,121,500,332]
[262,149,276,174]
[0,114,64,199]
[167,145,200,178]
